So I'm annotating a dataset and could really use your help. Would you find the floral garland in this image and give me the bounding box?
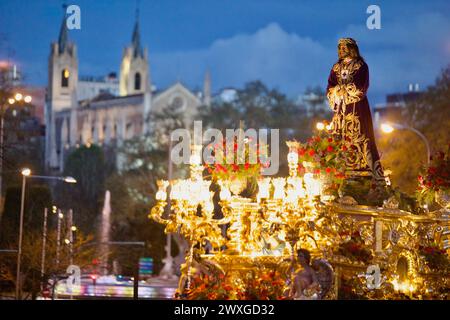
[417,145,450,206]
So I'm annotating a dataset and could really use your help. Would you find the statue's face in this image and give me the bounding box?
[298,253,308,266]
[338,43,350,60]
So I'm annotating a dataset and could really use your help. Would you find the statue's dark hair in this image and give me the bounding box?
[297,248,311,264]
[338,39,365,63]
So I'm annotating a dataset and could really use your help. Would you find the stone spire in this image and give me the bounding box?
[119,2,149,96]
[203,69,211,107]
[131,7,144,58]
[58,5,68,54]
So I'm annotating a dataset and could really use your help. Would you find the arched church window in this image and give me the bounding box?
[134,72,141,90]
[62,69,70,87]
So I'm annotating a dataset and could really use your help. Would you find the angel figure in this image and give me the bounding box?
[290,249,334,300]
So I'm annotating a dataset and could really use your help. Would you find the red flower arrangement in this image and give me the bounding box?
[204,137,269,182]
[179,269,288,300]
[416,145,450,206]
[296,128,350,186]
[418,243,450,272]
[236,270,288,300]
[335,231,373,263]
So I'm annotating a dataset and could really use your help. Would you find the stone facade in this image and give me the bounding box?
[45,14,211,171]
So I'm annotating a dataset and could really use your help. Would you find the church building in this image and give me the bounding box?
[45,12,211,171]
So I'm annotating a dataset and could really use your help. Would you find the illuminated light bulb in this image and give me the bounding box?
[200,188,211,202]
[8,98,15,104]
[392,279,399,291]
[304,173,321,197]
[219,188,231,201]
[381,123,394,134]
[287,177,302,196]
[170,181,180,200]
[204,201,214,213]
[15,93,23,101]
[189,154,201,165]
[257,178,271,201]
[156,180,169,201]
[287,151,298,163]
[286,188,298,204]
[52,206,57,213]
[63,176,77,184]
[273,250,282,257]
[298,187,306,198]
[24,95,32,103]
[272,178,286,200]
[155,190,167,201]
[71,226,77,232]
[316,122,325,130]
[58,213,64,219]
[64,239,70,245]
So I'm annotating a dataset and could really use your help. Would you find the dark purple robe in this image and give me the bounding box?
[326,59,384,180]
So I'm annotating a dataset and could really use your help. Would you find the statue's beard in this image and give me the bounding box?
[338,49,349,60]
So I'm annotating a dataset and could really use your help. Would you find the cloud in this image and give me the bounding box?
[151,14,450,103]
[152,23,333,97]
[337,12,450,100]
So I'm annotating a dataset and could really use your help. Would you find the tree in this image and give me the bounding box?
[0,65,44,215]
[60,145,110,234]
[199,80,312,176]
[0,228,96,299]
[0,184,52,246]
[103,100,187,274]
[378,65,450,194]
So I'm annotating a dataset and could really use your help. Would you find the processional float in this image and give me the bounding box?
[150,126,450,300]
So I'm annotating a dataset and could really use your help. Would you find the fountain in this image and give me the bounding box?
[98,190,111,275]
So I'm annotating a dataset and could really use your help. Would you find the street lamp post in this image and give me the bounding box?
[15,168,30,300]
[56,209,63,268]
[40,207,48,293]
[381,122,431,165]
[15,169,76,300]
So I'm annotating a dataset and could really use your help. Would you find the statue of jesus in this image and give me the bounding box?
[327,38,384,182]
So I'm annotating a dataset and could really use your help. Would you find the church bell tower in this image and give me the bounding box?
[48,10,78,112]
[45,8,78,170]
[120,10,150,96]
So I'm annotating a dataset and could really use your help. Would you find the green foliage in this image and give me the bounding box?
[379,65,450,195]
[0,229,96,299]
[0,184,52,245]
[60,144,109,233]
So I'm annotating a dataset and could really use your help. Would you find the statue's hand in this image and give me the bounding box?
[333,94,341,109]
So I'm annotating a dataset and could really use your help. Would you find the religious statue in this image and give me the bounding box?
[290,249,334,300]
[327,38,384,182]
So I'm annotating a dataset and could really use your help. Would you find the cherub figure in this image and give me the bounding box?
[290,249,321,300]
